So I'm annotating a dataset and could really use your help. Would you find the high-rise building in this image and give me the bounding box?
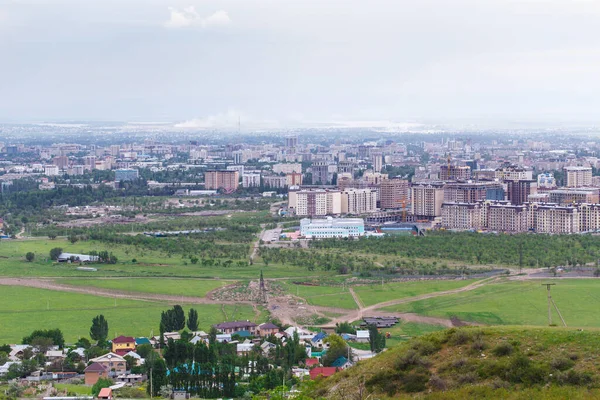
[341,189,378,215]
[263,175,287,189]
[273,163,302,174]
[441,202,483,230]
[486,202,528,233]
[285,135,298,149]
[52,156,68,170]
[288,189,341,216]
[286,172,303,187]
[44,165,60,176]
[411,183,445,217]
[115,169,139,182]
[506,180,537,205]
[564,166,592,188]
[548,188,599,205]
[67,165,85,176]
[380,178,409,209]
[83,156,96,171]
[311,160,335,185]
[371,152,383,173]
[440,165,471,181]
[242,172,261,188]
[443,182,502,203]
[205,170,239,192]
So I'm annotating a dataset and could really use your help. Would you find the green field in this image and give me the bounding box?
[353,279,476,307]
[0,286,262,343]
[0,238,329,279]
[304,293,358,309]
[54,384,93,395]
[383,279,600,327]
[58,278,235,297]
[279,282,358,309]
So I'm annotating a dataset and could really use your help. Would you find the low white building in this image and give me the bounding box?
[300,217,365,239]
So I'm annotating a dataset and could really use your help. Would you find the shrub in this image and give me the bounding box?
[556,370,593,386]
[471,337,487,352]
[412,339,441,356]
[492,342,514,357]
[429,374,447,391]
[25,252,35,262]
[449,330,471,346]
[402,372,430,393]
[395,350,427,371]
[456,372,479,385]
[550,357,575,371]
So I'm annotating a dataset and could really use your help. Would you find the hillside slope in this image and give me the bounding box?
[306,327,600,399]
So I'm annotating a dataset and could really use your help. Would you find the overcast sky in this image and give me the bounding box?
[0,0,599,127]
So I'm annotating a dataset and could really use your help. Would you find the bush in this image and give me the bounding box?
[429,374,447,391]
[402,372,430,393]
[448,330,471,346]
[25,252,35,262]
[395,350,425,371]
[456,372,479,385]
[550,357,575,371]
[556,370,593,386]
[412,338,441,356]
[492,342,514,357]
[471,337,487,352]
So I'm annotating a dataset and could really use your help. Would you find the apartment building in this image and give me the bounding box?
[341,188,378,215]
[565,166,592,188]
[288,189,341,216]
[380,178,409,209]
[411,183,445,217]
[204,170,239,192]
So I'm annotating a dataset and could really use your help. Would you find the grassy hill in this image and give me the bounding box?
[306,327,600,399]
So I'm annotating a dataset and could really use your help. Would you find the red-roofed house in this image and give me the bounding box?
[309,367,338,380]
[305,358,320,368]
[98,388,113,400]
[112,335,136,356]
[84,362,108,385]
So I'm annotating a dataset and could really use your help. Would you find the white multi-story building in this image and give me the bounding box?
[565,166,592,188]
[300,217,365,238]
[537,173,556,189]
[272,163,302,174]
[411,183,445,217]
[44,165,60,176]
[242,172,261,188]
[341,189,378,215]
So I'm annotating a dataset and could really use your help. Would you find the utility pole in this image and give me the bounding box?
[542,283,567,327]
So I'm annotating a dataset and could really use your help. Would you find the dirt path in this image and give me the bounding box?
[0,278,252,306]
[313,276,497,327]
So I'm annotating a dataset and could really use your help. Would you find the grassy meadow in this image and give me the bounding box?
[382,279,600,327]
[0,286,263,344]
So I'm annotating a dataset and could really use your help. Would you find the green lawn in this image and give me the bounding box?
[0,238,330,279]
[305,293,358,309]
[279,282,357,309]
[0,286,263,344]
[354,279,475,307]
[383,279,600,327]
[57,278,235,297]
[54,384,93,395]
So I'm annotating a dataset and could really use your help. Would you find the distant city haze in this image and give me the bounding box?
[1,0,599,127]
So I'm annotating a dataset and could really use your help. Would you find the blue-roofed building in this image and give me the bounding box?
[331,356,351,369]
[135,337,151,346]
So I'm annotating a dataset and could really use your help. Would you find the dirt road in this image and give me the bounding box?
[0,278,251,306]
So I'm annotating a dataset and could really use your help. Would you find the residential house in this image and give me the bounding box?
[0,362,19,377]
[84,362,109,385]
[309,367,338,380]
[44,350,65,362]
[9,345,30,361]
[236,341,254,355]
[311,332,328,349]
[331,356,352,369]
[123,351,143,366]
[57,252,99,263]
[117,374,146,383]
[135,337,151,347]
[258,322,279,337]
[214,321,258,335]
[98,388,113,400]
[305,358,320,368]
[356,330,370,343]
[112,336,136,356]
[89,352,127,376]
[215,334,232,343]
[260,341,276,356]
